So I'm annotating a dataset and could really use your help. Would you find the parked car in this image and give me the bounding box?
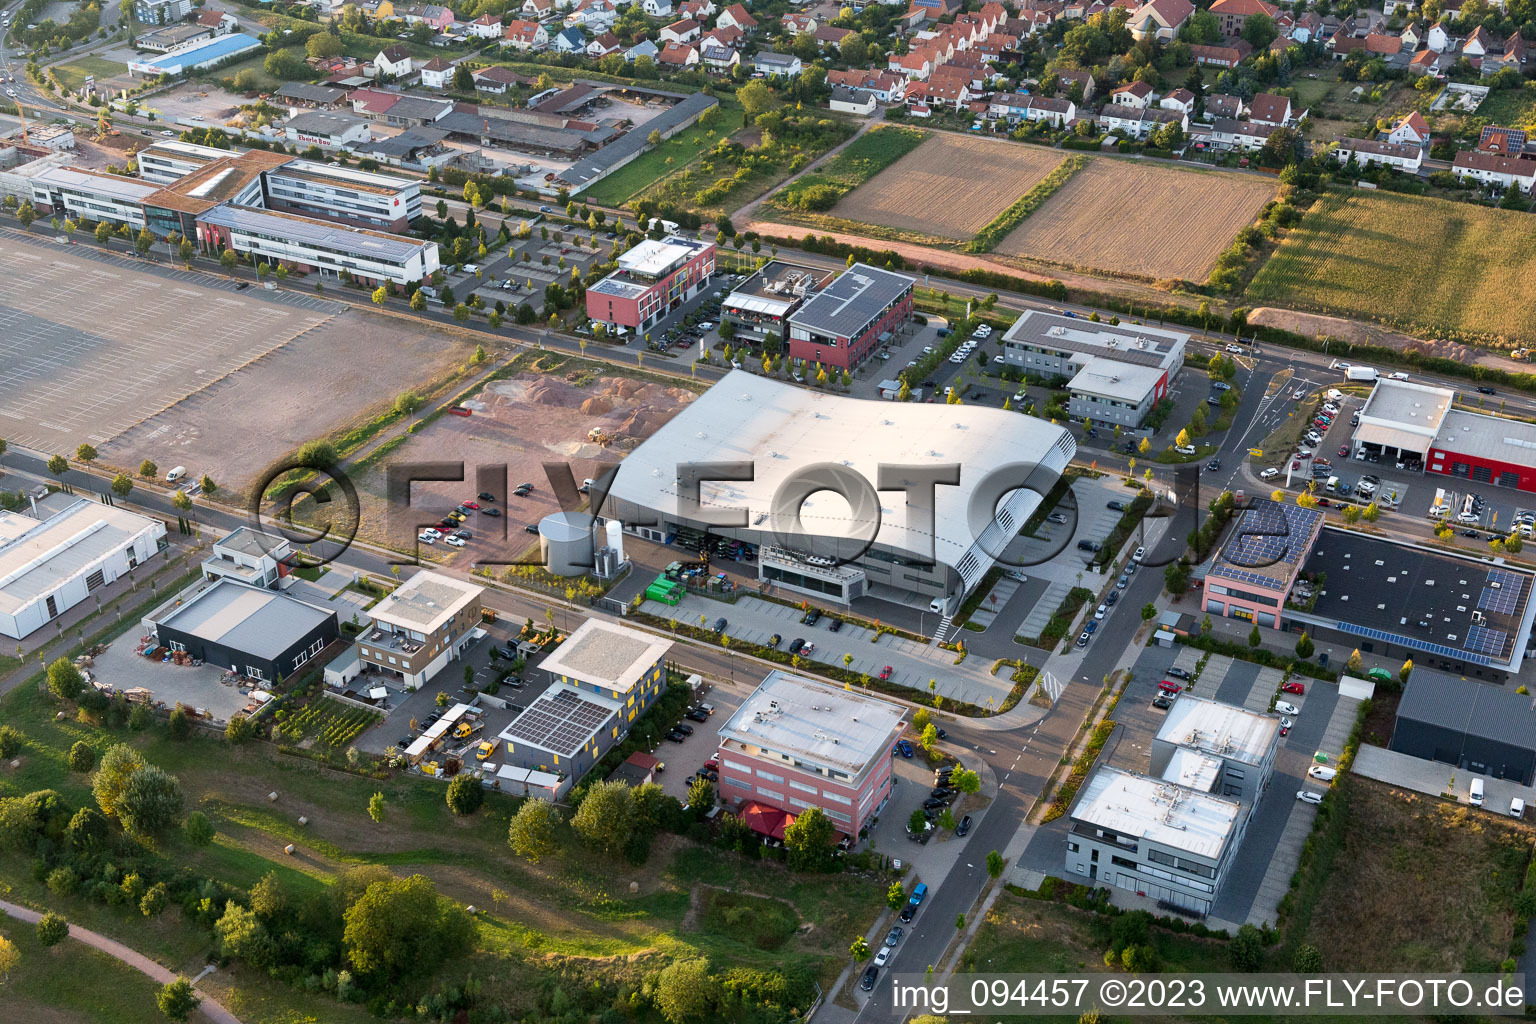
[1132,546,1146,562]
[879,665,893,681]
[1282,681,1306,695]
[1077,540,1100,552]
[788,638,805,654]
[665,729,687,743]
[894,740,914,758]
[482,507,502,517]
[1076,631,1090,648]
[860,966,879,992]
[1308,765,1337,781]
[1047,512,1069,525]
[1279,717,1292,736]
[873,946,892,968]
[884,926,904,947]
[1275,701,1300,716]
[1296,790,1324,805]
[513,483,534,496]
[1175,444,1197,456]
[802,608,821,626]
[827,617,843,633]
[955,814,973,837]
[1260,467,1280,480]
[1152,696,1172,710]
[768,633,782,648]
[1107,499,1126,512]
[444,536,467,548]
[523,522,539,534]
[1166,667,1192,680]
[686,708,709,723]
[800,642,816,656]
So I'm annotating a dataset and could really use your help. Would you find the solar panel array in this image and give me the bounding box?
[1213,501,1321,590]
[1478,568,1527,617]
[505,687,615,756]
[1465,624,1512,659]
[1334,621,1494,667]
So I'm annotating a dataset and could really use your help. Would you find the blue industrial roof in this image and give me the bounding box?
[136,33,261,72]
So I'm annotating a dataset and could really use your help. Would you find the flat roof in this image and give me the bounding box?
[214,526,288,560]
[1208,497,1325,592]
[608,369,1076,566]
[617,236,704,277]
[358,126,449,157]
[1157,695,1280,766]
[1432,407,1536,470]
[139,139,228,168]
[0,498,162,615]
[1160,746,1223,791]
[1298,527,1536,669]
[369,570,481,634]
[285,109,370,136]
[272,158,415,196]
[538,618,671,693]
[1396,669,1536,752]
[723,260,833,317]
[1072,765,1241,860]
[498,682,618,757]
[198,204,434,264]
[719,670,905,775]
[787,263,913,340]
[435,109,608,152]
[562,91,717,187]
[129,32,260,71]
[275,82,350,104]
[155,578,334,659]
[32,164,162,203]
[1067,359,1166,403]
[1358,378,1454,438]
[1001,309,1187,371]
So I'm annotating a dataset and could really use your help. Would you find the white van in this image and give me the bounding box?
[1470,778,1484,806]
[165,466,187,483]
[1326,476,1340,493]
[1511,797,1525,819]
[1325,389,1345,403]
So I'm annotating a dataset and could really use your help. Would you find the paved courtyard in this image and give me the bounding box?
[89,622,255,723]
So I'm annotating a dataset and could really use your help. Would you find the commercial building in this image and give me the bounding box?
[26,125,75,151]
[1291,529,1536,679]
[200,527,292,590]
[28,165,160,230]
[605,369,1075,613]
[586,235,715,332]
[716,670,905,836]
[785,263,914,371]
[283,110,373,150]
[536,618,672,725]
[1390,670,1536,784]
[263,158,422,232]
[0,495,168,641]
[719,260,835,344]
[273,82,352,113]
[496,683,623,779]
[1352,378,1536,493]
[137,22,215,52]
[135,139,228,184]
[1350,378,1452,464]
[127,32,262,76]
[356,571,484,688]
[558,90,717,192]
[998,310,1187,427]
[195,203,441,285]
[1201,497,1325,628]
[132,0,191,25]
[151,578,339,683]
[1068,697,1278,915]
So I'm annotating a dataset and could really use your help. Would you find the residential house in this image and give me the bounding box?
[716,2,757,32]
[700,40,740,70]
[503,18,549,48]
[471,64,527,93]
[705,23,742,47]
[1246,91,1291,126]
[465,13,502,36]
[1453,149,1536,192]
[374,45,414,77]
[1292,11,1321,41]
[830,85,877,114]
[783,11,816,32]
[418,57,454,88]
[1408,48,1442,74]
[1363,31,1402,56]
[586,31,621,56]
[1022,94,1075,126]
[888,47,935,80]
[398,3,456,30]
[1208,0,1277,36]
[552,26,586,51]
[657,41,698,67]
[1188,40,1252,66]
[521,0,554,16]
[642,0,673,14]
[1387,110,1430,147]
[1334,137,1424,172]
[1463,24,1499,58]
[1427,19,1453,52]
[1327,33,1366,58]
[678,0,714,19]
[625,38,660,61]
[1209,117,1275,151]
[1160,87,1195,114]
[565,0,616,28]
[828,68,906,102]
[1127,0,1194,42]
[816,25,855,49]
[356,571,483,690]
[1492,33,1528,76]
[1109,80,1154,108]
[1097,103,1186,139]
[754,51,803,76]
[1401,20,1425,49]
[660,17,701,42]
[1056,67,1096,102]
[1479,125,1527,153]
[1206,93,1243,119]
[190,8,237,34]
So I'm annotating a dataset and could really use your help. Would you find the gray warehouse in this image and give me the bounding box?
[1390,672,1536,784]
[152,578,340,684]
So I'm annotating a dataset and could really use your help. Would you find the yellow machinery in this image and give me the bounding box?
[422,761,440,777]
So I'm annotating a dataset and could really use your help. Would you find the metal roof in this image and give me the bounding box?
[275,82,350,104]
[1396,670,1536,751]
[538,619,671,694]
[154,578,334,659]
[786,263,913,340]
[1071,766,1240,860]
[718,670,905,776]
[198,204,434,264]
[1001,309,1187,371]
[285,110,370,136]
[31,165,162,203]
[1432,408,1536,469]
[562,91,717,188]
[1156,695,1280,767]
[129,32,260,72]
[0,499,163,615]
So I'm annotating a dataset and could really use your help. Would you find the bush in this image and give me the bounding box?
[445,774,483,816]
[66,740,94,772]
[36,911,68,947]
[46,657,85,701]
[0,724,23,758]
[167,707,191,740]
[184,810,214,846]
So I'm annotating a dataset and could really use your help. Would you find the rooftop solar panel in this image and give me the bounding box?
[503,687,616,756]
[1465,624,1511,658]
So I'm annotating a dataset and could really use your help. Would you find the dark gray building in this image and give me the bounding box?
[152,579,339,684]
[1390,672,1536,784]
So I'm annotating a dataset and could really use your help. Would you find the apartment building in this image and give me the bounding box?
[586,235,715,332]
[356,571,483,688]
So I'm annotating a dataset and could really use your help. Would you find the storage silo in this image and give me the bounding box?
[539,511,595,577]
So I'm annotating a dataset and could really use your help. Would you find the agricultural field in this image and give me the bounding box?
[832,133,1064,239]
[1245,190,1536,343]
[580,121,722,208]
[280,697,381,750]
[769,123,928,213]
[997,159,1274,281]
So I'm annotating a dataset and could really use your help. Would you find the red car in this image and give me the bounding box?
[1157,680,1182,695]
[462,501,480,510]
[1291,460,1301,470]
[1317,498,1331,506]
[879,665,894,681]
[1282,681,1306,695]
[1337,446,1349,458]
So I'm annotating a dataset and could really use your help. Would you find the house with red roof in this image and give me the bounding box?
[503,19,549,49]
[1127,0,1193,42]
[716,2,757,32]
[1209,0,1278,36]
[657,41,698,67]
[1387,110,1430,146]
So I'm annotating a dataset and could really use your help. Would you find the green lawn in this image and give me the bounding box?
[0,914,168,1024]
[51,55,128,92]
[200,54,280,90]
[580,122,723,208]
[1475,84,1536,130]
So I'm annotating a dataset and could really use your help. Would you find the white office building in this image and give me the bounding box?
[200,526,293,590]
[263,158,422,232]
[136,140,229,184]
[0,495,168,640]
[196,203,441,286]
[28,165,160,230]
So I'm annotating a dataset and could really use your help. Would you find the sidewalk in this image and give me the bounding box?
[0,898,241,1024]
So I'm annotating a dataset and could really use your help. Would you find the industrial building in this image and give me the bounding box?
[720,260,836,344]
[150,578,339,683]
[357,571,484,689]
[1201,498,1325,629]
[785,263,914,371]
[586,235,716,332]
[1352,377,1536,493]
[558,90,717,192]
[715,670,905,837]
[282,110,373,151]
[0,495,168,640]
[999,310,1188,428]
[604,369,1075,614]
[126,32,262,76]
[1390,670,1536,784]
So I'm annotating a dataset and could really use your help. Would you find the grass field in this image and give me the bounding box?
[1474,84,1536,130]
[998,159,1274,281]
[831,133,1065,239]
[580,122,722,207]
[0,915,169,1024]
[50,55,128,92]
[769,124,927,212]
[1245,190,1536,342]
[199,54,280,90]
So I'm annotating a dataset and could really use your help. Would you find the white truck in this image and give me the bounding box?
[1346,366,1379,383]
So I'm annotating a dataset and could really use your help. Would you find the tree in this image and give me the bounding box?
[453,64,474,92]
[367,791,386,824]
[47,657,85,701]
[185,810,214,846]
[1346,649,1363,675]
[342,874,474,981]
[215,904,274,967]
[887,882,906,910]
[1292,943,1324,973]
[295,439,339,468]
[167,706,191,739]
[951,767,980,794]
[225,714,254,743]
[110,473,133,499]
[135,226,154,258]
[410,289,426,312]
[508,798,562,863]
[36,911,68,947]
[16,200,35,228]
[156,978,200,1022]
[919,722,939,750]
[572,779,634,856]
[987,849,1005,877]
[655,957,716,1024]
[784,805,836,871]
[1241,11,1278,48]
[64,806,108,854]
[1295,631,1314,658]
[1399,658,1413,684]
[178,239,193,263]
[141,882,169,917]
[686,776,715,816]
[95,220,113,244]
[446,773,484,816]
[1229,923,1265,971]
[0,934,14,984]
[305,30,343,59]
[738,79,775,119]
[371,284,388,306]
[1175,428,1191,448]
[118,764,184,836]
[647,128,662,146]
[219,249,238,276]
[47,454,68,479]
[1248,625,1262,648]
[67,740,95,772]
[1182,8,1220,44]
[1141,603,1158,622]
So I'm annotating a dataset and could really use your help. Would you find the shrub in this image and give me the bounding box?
[445,774,483,816]
[66,740,94,772]
[36,911,68,947]
[0,724,23,758]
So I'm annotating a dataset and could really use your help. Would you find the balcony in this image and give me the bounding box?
[364,628,423,656]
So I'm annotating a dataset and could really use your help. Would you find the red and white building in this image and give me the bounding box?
[786,263,914,371]
[586,235,715,333]
[716,671,905,838]
[1200,498,1325,628]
